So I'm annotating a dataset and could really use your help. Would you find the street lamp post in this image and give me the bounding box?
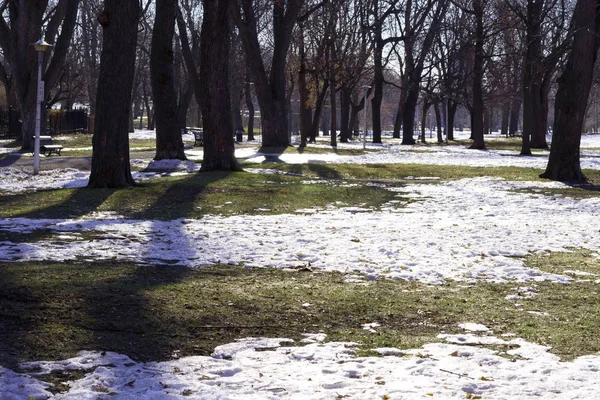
[32,39,52,175]
[360,85,371,149]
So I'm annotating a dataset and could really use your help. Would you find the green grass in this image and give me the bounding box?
[0,170,404,220]
[1,163,599,221]
[1,252,599,372]
[1,146,600,379]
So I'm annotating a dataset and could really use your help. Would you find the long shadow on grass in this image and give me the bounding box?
[7,187,115,220]
[0,262,192,369]
[0,171,237,373]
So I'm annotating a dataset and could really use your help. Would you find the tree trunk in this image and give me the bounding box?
[530,69,552,148]
[321,104,330,136]
[393,85,406,139]
[402,86,419,144]
[470,0,486,150]
[309,81,328,142]
[532,71,552,148]
[541,0,600,182]
[500,101,510,136]
[521,0,543,156]
[178,83,194,130]
[245,80,255,141]
[232,0,301,147]
[447,101,457,141]
[340,88,352,142]
[509,97,521,136]
[329,40,337,147]
[420,101,430,143]
[88,0,140,188]
[298,24,312,148]
[151,0,186,160]
[199,0,240,171]
[434,102,443,143]
[371,0,383,144]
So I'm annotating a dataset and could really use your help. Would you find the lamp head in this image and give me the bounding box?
[33,39,53,52]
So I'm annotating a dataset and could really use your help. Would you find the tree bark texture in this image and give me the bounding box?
[151,0,186,160]
[541,0,600,182]
[199,0,240,171]
[88,0,140,188]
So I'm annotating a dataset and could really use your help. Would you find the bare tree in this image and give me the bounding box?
[0,0,80,150]
[541,0,600,183]
[232,0,304,147]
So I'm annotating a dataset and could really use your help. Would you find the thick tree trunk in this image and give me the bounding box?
[199,0,240,171]
[88,0,140,188]
[541,0,600,182]
[151,0,186,160]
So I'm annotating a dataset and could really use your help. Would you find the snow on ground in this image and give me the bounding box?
[2,131,600,398]
[4,327,600,399]
[1,176,598,284]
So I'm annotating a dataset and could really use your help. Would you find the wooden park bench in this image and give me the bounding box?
[182,127,204,147]
[39,136,63,156]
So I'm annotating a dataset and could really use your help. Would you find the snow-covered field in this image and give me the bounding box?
[1,131,600,399]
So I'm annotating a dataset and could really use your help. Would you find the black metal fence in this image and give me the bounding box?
[0,107,88,138]
[48,108,88,134]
